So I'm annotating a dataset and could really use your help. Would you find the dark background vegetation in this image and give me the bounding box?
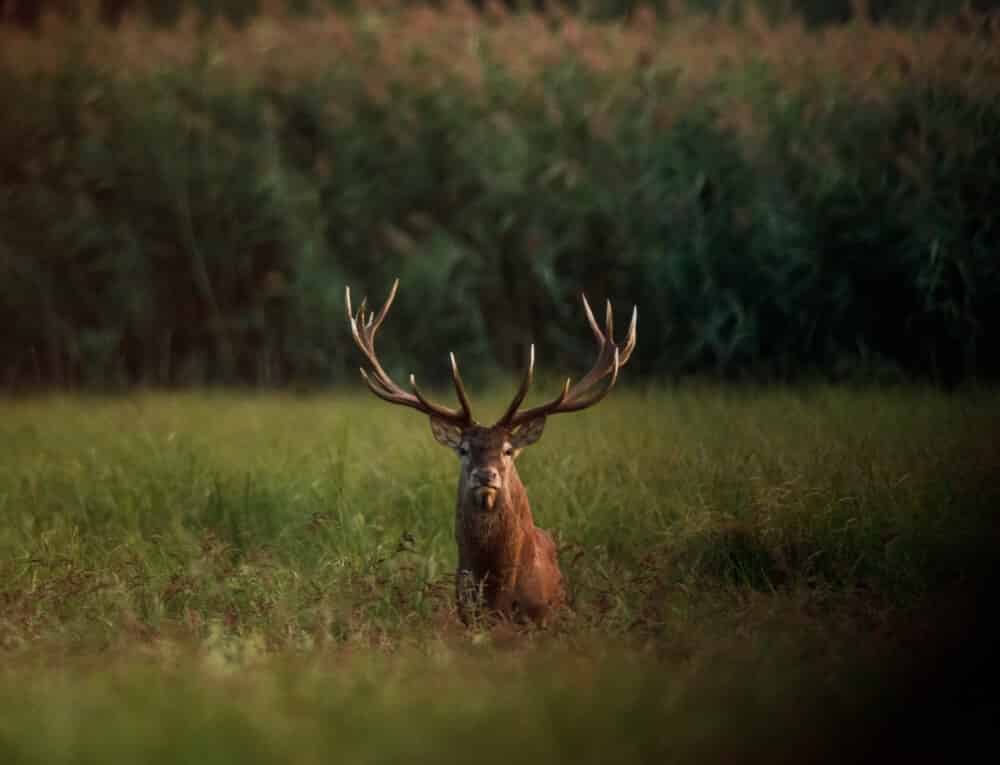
[1,0,998,392]
[5,0,1000,28]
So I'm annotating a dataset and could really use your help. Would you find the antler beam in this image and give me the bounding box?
[497,293,637,428]
[346,279,476,425]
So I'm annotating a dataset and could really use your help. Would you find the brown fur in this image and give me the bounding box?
[437,423,565,626]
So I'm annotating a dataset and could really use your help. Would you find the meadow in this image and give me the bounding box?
[2,2,998,760]
[0,386,997,762]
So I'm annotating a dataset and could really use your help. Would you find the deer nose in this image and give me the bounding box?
[472,467,500,487]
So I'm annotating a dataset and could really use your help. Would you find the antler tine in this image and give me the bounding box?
[581,293,605,346]
[359,367,413,407]
[408,373,456,416]
[371,278,398,334]
[620,305,638,366]
[346,279,475,425]
[449,352,475,423]
[498,344,535,426]
[503,295,637,428]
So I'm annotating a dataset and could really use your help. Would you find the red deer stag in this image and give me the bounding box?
[345,279,637,626]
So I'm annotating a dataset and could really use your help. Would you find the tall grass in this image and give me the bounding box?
[0,387,996,762]
[1,387,996,646]
[1,4,999,388]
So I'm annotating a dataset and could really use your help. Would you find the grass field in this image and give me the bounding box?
[0,385,997,762]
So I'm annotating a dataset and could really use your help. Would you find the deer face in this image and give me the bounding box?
[430,419,546,511]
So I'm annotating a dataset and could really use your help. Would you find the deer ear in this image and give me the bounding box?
[430,417,464,451]
[510,417,546,450]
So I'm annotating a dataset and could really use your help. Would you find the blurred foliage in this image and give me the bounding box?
[0,5,998,389]
[4,0,1000,28]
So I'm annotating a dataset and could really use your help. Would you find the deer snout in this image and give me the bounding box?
[470,467,501,489]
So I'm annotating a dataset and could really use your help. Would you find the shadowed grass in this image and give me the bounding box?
[0,640,901,765]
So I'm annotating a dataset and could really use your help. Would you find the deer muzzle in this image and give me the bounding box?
[469,467,501,511]
[474,486,498,511]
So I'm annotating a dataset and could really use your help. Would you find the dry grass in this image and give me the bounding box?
[2,1,998,104]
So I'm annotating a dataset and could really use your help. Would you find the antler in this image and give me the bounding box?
[346,279,476,426]
[497,293,637,428]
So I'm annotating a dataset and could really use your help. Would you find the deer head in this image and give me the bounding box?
[344,279,636,492]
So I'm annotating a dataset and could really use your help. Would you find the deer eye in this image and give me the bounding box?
[458,444,470,457]
[503,446,514,457]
